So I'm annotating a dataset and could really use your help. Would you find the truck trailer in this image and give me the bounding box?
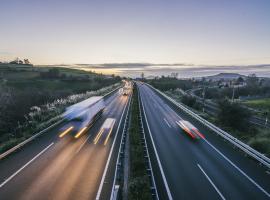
[59,96,105,138]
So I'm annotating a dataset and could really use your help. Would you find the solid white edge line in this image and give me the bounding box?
[109,94,132,200]
[146,84,270,198]
[0,142,54,188]
[139,85,173,200]
[197,163,226,200]
[138,93,160,200]
[95,95,130,200]
[203,138,270,198]
[164,118,172,128]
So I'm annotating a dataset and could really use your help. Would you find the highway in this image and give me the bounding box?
[0,91,130,200]
[137,82,270,200]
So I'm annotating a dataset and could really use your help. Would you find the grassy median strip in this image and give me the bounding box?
[128,85,152,200]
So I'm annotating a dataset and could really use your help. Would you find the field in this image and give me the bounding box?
[243,98,270,113]
[0,65,116,93]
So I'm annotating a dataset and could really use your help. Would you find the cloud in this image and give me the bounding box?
[115,63,270,77]
[0,51,12,55]
[75,63,151,69]
[67,62,270,78]
[74,62,195,69]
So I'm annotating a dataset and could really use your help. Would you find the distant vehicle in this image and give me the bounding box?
[59,96,105,138]
[122,87,130,95]
[176,120,205,139]
[119,81,132,96]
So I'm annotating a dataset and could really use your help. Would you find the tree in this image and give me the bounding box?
[171,72,179,79]
[24,59,31,64]
[181,95,197,108]
[218,100,251,131]
[246,74,258,87]
[237,76,244,84]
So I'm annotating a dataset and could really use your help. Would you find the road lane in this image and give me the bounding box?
[0,92,119,178]
[138,83,270,200]
[0,91,130,200]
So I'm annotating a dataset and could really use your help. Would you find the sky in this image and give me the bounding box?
[1,0,270,74]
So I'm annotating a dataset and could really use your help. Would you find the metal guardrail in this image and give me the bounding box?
[0,118,64,160]
[138,90,159,200]
[110,86,159,200]
[110,92,132,200]
[0,85,122,160]
[147,84,270,169]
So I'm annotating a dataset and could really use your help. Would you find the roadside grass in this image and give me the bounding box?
[0,66,116,93]
[243,98,270,113]
[128,85,152,200]
[248,128,270,157]
[0,82,121,154]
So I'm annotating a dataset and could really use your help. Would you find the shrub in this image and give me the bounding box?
[248,137,270,157]
[218,100,251,131]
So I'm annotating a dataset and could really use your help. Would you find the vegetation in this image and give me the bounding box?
[147,76,196,91]
[128,85,151,200]
[0,66,121,153]
[181,95,199,109]
[248,128,270,157]
[217,100,251,131]
[195,75,270,100]
[243,98,270,114]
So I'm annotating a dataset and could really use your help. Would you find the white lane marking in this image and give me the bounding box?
[164,118,171,128]
[146,84,270,198]
[197,163,226,200]
[95,95,130,200]
[76,134,92,154]
[0,142,54,188]
[203,138,270,198]
[140,89,173,200]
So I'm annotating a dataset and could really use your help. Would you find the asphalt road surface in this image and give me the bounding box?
[0,91,130,200]
[138,82,270,200]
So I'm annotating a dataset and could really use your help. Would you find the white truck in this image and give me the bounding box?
[60,96,105,138]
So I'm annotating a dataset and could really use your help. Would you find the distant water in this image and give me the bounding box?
[71,64,270,78]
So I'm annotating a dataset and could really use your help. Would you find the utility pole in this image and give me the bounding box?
[264,112,268,126]
[202,86,206,113]
[231,86,235,103]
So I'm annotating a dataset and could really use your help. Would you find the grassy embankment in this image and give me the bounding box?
[243,98,270,114]
[0,65,121,153]
[128,85,152,200]
[242,98,270,155]
[0,65,119,93]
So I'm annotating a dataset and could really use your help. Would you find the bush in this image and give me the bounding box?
[248,137,270,157]
[218,100,251,131]
[181,95,197,108]
[148,77,194,91]
[128,176,152,200]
